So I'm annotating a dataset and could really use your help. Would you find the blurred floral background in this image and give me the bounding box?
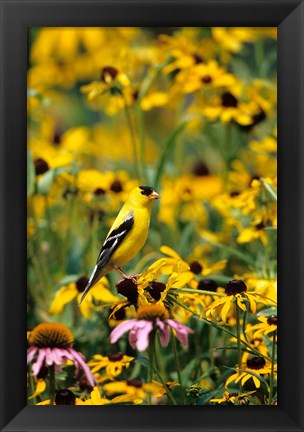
[27,27,277,406]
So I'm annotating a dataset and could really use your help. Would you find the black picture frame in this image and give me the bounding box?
[1,0,303,431]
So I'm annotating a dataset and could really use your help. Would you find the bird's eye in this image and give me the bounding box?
[139,186,154,196]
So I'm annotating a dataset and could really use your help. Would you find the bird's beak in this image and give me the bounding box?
[149,191,160,200]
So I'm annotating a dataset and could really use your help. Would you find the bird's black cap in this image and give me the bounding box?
[139,186,154,196]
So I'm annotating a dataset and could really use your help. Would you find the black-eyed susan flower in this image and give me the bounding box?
[103,378,162,404]
[249,316,277,337]
[174,60,238,94]
[225,356,275,389]
[88,352,134,380]
[27,322,95,387]
[210,390,256,405]
[79,386,111,405]
[36,388,102,405]
[201,279,270,323]
[49,276,118,319]
[110,304,193,352]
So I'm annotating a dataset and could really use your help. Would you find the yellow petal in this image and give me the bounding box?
[252,375,261,388]
[160,245,181,259]
[221,297,232,323]
[225,372,238,387]
[29,379,46,399]
[49,284,77,315]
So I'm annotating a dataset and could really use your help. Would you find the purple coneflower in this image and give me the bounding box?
[27,322,95,387]
[110,304,193,352]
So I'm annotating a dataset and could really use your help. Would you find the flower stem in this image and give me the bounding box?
[49,364,56,405]
[268,330,277,405]
[171,329,185,404]
[171,287,226,297]
[153,364,177,405]
[209,326,215,368]
[147,333,155,405]
[235,302,242,388]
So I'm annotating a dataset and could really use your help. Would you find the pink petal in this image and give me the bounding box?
[44,348,54,366]
[128,328,138,349]
[32,349,46,376]
[67,348,96,388]
[156,318,171,347]
[52,348,66,365]
[110,320,138,344]
[167,319,193,349]
[27,347,38,364]
[133,321,153,352]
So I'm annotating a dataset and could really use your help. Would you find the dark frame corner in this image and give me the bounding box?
[0,1,303,431]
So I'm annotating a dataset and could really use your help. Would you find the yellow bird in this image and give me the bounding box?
[79,186,160,305]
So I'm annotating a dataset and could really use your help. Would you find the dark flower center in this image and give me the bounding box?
[116,278,138,305]
[255,221,265,231]
[76,276,89,293]
[221,92,238,108]
[34,158,49,176]
[225,279,247,296]
[53,130,62,146]
[28,322,74,348]
[230,190,240,197]
[55,389,76,405]
[192,161,210,177]
[228,392,238,398]
[246,356,266,370]
[127,379,142,388]
[267,316,277,326]
[190,261,203,274]
[201,75,212,84]
[110,180,123,193]
[193,54,205,64]
[108,352,124,362]
[132,90,139,101]
[101,66,119,83]
[109,305,126,321]
[94,187,106,196]
[148,281,166,301]
[197,279,218,292]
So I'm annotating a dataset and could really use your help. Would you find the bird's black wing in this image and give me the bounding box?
[79,212,134,305]
[96,212,134,267]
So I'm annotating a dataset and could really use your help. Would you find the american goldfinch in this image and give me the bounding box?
[79,186,160,305]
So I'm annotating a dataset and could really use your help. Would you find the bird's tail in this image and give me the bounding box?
[78,264,106,306]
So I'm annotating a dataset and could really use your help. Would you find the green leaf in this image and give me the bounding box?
[36,166,70,195]
[201,238,255,266]
[36,169,56,195]
[260,178,277,202]
[257,307,277,317]
[27,151,35,197]
[154,121,187,189]
[181,358,197,383]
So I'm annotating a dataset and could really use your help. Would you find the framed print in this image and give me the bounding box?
[1,0,303,431]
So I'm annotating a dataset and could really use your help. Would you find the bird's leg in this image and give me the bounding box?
[113,266,138,283]
[115,266,129,279]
